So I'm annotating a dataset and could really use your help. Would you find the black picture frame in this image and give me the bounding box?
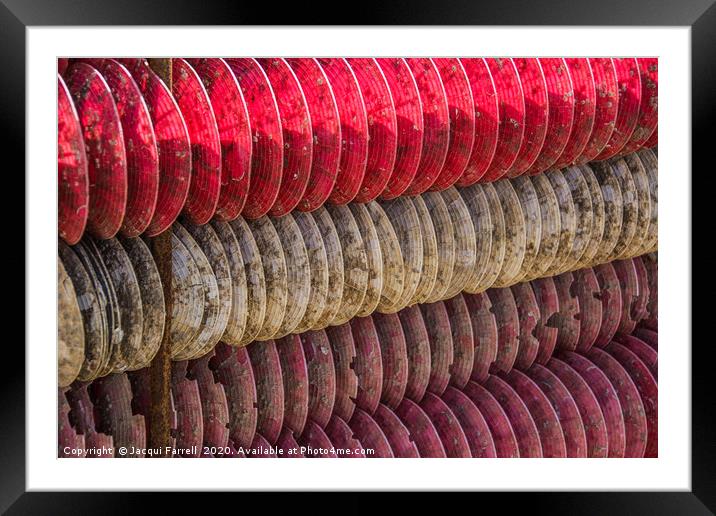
[7,0,708,512]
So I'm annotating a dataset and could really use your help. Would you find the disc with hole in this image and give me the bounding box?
[299,330,336,428]
[372,403,419,458]
[247,340,285,444]
[463,292,499,383]
[325,323,359,422]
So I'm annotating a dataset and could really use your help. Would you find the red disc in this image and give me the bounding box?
[120,60,191,236]
[349,316,384,414]
[486,287,520,374]
[442,386,497,457]
[395,398,447,457]
[325,415,366,458]
[403,58,450,194]
[482,58,525,181]
[299,420,338,457]
[631,255,651,324]
[594,58,642,160]
[287,58,341,212]
[593,262,623,347]
[420,392,471,457]
[375,58,423,199]
[299,329,336,428]
[346,58,397,202]
[58,58,69,75]
[530,277,560,365]
[276,427,305,457]
[170,362,202,456]
[552,272,581,353]
[57,74,89,244]
[420,301,454,396]
[644,128,658,148]
[188,352,230,449]
[276,334,310,436]
[633,327,658,351]
[554,58,597,168]
[442,294,475,389]
[226,58,283,219]
[172,58,221,224]
[397,304,431,402]
[613,258,640,335]
[510,281,541,370]
[188,58,252,221]
[373,403,420,458]
[572,267,603,353]
[247,340,285,444]
[615,334,658,380]
[318,58,369,205]
[65,62,127,239]
[506,57,548,177]
[431,58,475,190]
[348,407,394,458]
[527,58,575,174]
[92,373,147,456]
[372,312,409,409]
[463,292,499,383]
[577,58,618,164]
[248,433,278,458]
[325,323,359,422]
[462,380,519,457]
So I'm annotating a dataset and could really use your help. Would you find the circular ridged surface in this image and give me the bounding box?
[552,271,581,352]
[619,153,652,258]
[593,262,623,347]
[419,392,471,457]
[409,196,438,305]
[492,179,526,287]
[442,295,475,389]
[475,183,506,290]
[462,381,519,457]
[572,267,603,353]
[366,201,404,313]
[299,420,338,457]
[372,312,409,409]
[349,316,384,414]
[636,149,658,254]
[421,191,456,303]
[372,403,419,457]
[349,203,383,317]
[544,170,576,275]
[486,287,520,374]
[510,281,540,370]
[275,334,309,436]
[590,161,624,262]
[459,184,493,293]
[300,330,336,427]
[348,407,394,458]
[577,58,618,164]
[325,415,365,458]
[562,165,594,271]
[442,386,497,457]
[188,352,230,449]
[395,398,447,457]
[554,58,596,168]
[575,164,606,267]
[325,323,358,422]
[530,277,559,365]
[524,174,560,280]
[291,212,329,333]
[441,187,476,298]
[620,58,658,155]
[247,340,285,444]
[58,258,85,387]
[615,334,658,380]
[420,302,454,396]
[510,176,542,282]
[397,305,431,403]
[463,293,499,383]
[310,207,345,328]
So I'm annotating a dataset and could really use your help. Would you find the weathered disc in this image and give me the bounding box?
[613,258,640,335]
[577,58,618,164]
[575,164,605,268]
[463,293,499,383]
[275,334,309,436]
[614,334,658,380]
[395,398,447,458]
[474,183,506,291]
[589,160,624,263]
[419,392,471,457]
[442,385,497,458]
[247,433,278,457]
[309,207,345,328]
[299,420,338,457]
[188,351,230,449]
[421,191,456,303]
[619,152,652,258]
[371,312,409,409]
[510,175,542,282]
[442,294,475,389]
[551,271,581,352]
[299,329,336,428]
[572,267,603,353]
[58,258,84,387]
[523,174,560,281]
[462,380,519,458]
[486,287,520,374]
[530,276,560,365]
[420,301,454,396]
[409,196,438,305]
[441,187,477,298]
[291,212,329,334]
[554,58,596,168]
[247,340,285,444]
[510,281,540,370]
[544,170,576,276]
[325,415,366,458]
[365,201,405,313]
[349,316,384,415]
[348,407,394,458]
[457,184,492,293]
[633,327,658,351]
[561,166,594,271]
[325,323,359,422]
[349,203,383,317]
[593,262,623,347]
[92,373,147,457]
[170,362,202,456]
[276,427,304,457]
[636,148,658,253]
[397,304,431,403]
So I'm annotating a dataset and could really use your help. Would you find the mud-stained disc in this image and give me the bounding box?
[510,282,540,371]
[442,386,497,457]
[457,58,499,186]
[589,161,624,263]
[65,62,127,239]
[409,196,438,305]
[348,407,394,458]
[641,253,658,327]
[605,342,657,457]
[380,197,422,310]
[432,58,475,189]
[572,267,602,353]
[225,58,283,219]
[318,58,369,205]
[276,427,304,457]
[577,58,618,164]
[507,57,548,176]
[346,58,397,202]
[395,398,446,457]
[510,176,542,282]
[492,180,526,287]
[462,381,519,457]
[269,214,310,338]
[615,334,658,380]
[524,174,560,281]
[349,316,384,414]
[58,75,89,244]
[275,334,309,436]
[527,58,575,174]
[500,369,566,457]
[325,415,366,458]
[619,59,658,155]
[211,343,257,448]
[92,373,147,457]
[530,276,560,365]
[349,203,383,317]
[421,191,456,302]
[619,153,652,258]
[419,302,454,396]
[471,183,506,291]
[291,212,329,333]
[575,164,605,268]
[482,58,526,181]
[58,259,84,388]
[486,287,520,374]
[526,364,588,457]
[442,295,475,389]
[595,58,642,160]
[561,166,593,271]
[248,433,278,457]
[188,58,252,221]
[421,392,471,457]
[299,420,338,457]
[403,58,450,194]
[613,258,640,335]
[372,403,420,457]
[188,352,230,449]
[326,204,368,325]
[117,235,164,369]
[554,58,597,168]
[372,312,409,409]
[635,149,658,254]
[299,330,336,428]
[592,262,623,347]
[247,340,285,444]
[544,170,576,275]
[586,347,647,458]
[172,58,221,224]
[375,58,423,199]
[257,58,313,216]
[310,207,345,328]
[365,201,405,313]
[325,323,359,422]
[391,306,431,404]
[551,271,581,352]
[463,293,499,383]
[456,185,491,293]
[441,187,477,298]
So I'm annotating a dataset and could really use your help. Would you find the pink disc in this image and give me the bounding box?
[462,380,519,457]
[577,58,619,164]
[65,62,127,239]
[614,334,658,380]
[397,304,431,403]
[92,373,147,457]
[553,58,597,168]
[631,255,651,324]
[325,415,366,458]
[372,312,409,409]
[442,385,497,458]
[527,58,575,174]
[247,340,285,444]
[510,281,541,370]
[57,74,89,244]
[276,427,305,457]
[58,58,69,75]
[170,362,202,457]
[187,58,252,221]
[420,392,471,457]
[506,57,548,177]
[486,287,520,374]
[552,272,582,353]
[572,267,603,353]
[481,58,526,182]
[375,58,423,199]
[349,316,384,414]
[530,277,560,364]
[347,58,397,203]
[457,58,499,186]
[593,262,624,347]
[633,327,658,351]
[287,58,341,212]
[431,58,476,190]
[373,403,420,458]
[348,407,394,458]
[299,329,337,428]
[188,352,230,449]
[299,420,338,457]
[420,301,454,396]
[325,323,359,422]
[318,58,369,205]
[395,398,447,458]
[463,292,499,383]
[275,334,310,436]
[442,294,475,389]
[613,258,640,335]
[226,58,283,219]
[248,433,278,458]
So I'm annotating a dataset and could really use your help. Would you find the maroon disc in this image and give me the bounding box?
[442,385,497,457]
[372,403,420,458]
[248,433,278,457]
[631,255,651,324]
[225,58,283,219]
[371,312,409,409]
[615,334,658,380]
[577,58,618,164]
[299,420,338,457]
[644,128,658,148]
[641,254,658,328]
[187,352,230,449]
[527,58,575,174]
[57,74,89,244]
[284,59,341,212]
[402,58,450,194]
[275,334,310,436]
[432,58,475,190]
[593,262,623,347]
[324,415,366,458]
[318,58,369,205]
[346,58,397,202]
[92,373,147,457]
[442,294,475,389]
[325,323,359,422]
[170,362,202,457]
[59,389,85,457]
[172,58,221,224]
[65,62,127,239]
[420,301,454,396]
[349,316,384,414]
[462,380,519,457]
[506,57,548,177]
[299,329,337,428]
[247,340,285,444]
[486,287,520,374]
[572,267,603,353]
[187,58,252,221]
[481,58,525,181]
[395,398,447,457]
[462,292,499,382]
[397,304,431,403]
[276,427,304,457]
[613,258,640,335]
[530,276,560,364]
[554,58,597,168]
[633,327,658,351]
[510,281,541,370]
[58,58,69,75]
[375,58,423,199]
[552,271,581,353]
[348,407,394,458]
[419,392,471,457]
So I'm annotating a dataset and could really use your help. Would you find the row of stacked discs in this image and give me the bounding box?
[57,56,658,458]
